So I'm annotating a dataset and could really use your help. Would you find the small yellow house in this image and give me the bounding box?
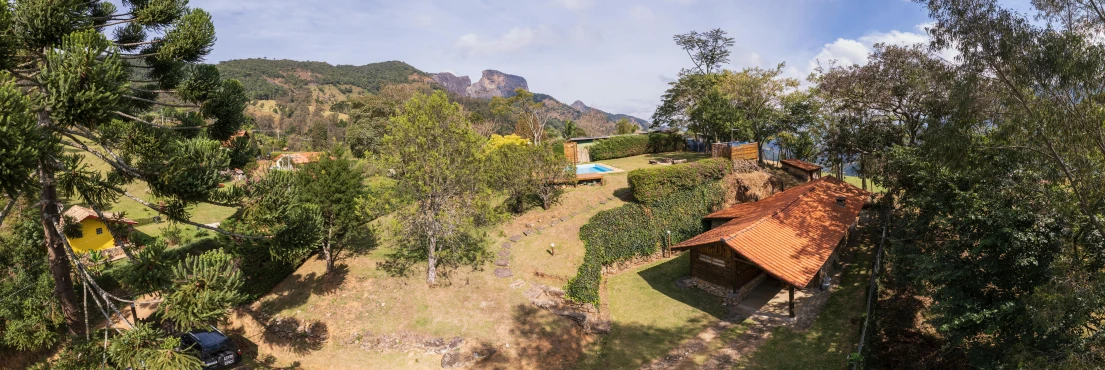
[63,206,138,253]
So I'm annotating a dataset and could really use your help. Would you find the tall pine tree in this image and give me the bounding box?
[0,0,257,337]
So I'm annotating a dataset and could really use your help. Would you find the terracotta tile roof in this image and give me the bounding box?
[780,159,823,172]
[673,176,869,288]
[63,205,138,225]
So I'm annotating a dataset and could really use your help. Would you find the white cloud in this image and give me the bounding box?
[554,0,594,11]
[804,25,959,74]
[455,27,554,57]
[808,38,869,71]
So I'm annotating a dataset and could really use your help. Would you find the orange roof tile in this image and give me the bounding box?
[673,176,869,288]
[780,159,823,172]
[63,205,138,225]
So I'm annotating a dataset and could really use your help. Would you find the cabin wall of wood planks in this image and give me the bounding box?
[711,142,759,162]
[564,142,579,164]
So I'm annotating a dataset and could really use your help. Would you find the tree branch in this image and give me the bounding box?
[126,95,200,108]
[0,194,14,227]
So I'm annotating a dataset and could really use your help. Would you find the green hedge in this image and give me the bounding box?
[647,132,686,153]
[589,135,650,160]
[565,182,727,305]
[628,158,733,204]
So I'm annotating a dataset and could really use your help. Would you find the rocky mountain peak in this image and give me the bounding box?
[465,70,528,99]
[570,100,589,113]
[431,72,472,96]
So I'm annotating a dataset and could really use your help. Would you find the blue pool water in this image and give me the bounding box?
[576,164,615,175]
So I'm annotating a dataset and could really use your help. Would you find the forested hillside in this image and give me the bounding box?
[215,59,428,100]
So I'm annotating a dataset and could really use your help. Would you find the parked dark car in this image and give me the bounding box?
[180,328,241,369]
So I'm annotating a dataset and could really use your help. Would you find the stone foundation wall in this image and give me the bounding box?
[683,272,767,306]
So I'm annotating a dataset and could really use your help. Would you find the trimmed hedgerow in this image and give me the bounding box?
[628,158,733,204]
[564,250,603,306]
[565,182,727,305]
[647,132,686,153]
[589,135,650,160]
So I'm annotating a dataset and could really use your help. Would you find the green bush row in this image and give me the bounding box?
[628,158,733,204]
[647,132,686,153]
[565,182,727,305]
[589,135,650,160]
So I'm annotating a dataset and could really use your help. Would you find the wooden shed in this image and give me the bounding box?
[780,159,823,182]
[711,142,759,162]
[672,176,869,316]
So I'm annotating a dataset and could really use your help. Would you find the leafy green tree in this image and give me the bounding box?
[688,87,742,143]
[653,67,720,132]
[381,91,491,284]
[561,119,587,139]
[494,89,553,144]
[485,140,573,212]
[307,120,329,149]
[1,0,255,337]
[673,29,735,75]
[718,64,799,163]
[530,142,574,209]
[615,118,636,135]
[296,148,378,272]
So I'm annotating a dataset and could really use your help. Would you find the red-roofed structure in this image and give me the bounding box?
[671,176,869,316]
[780,159,823,182]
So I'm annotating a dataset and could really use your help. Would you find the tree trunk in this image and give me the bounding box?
[39,159,85,337]
[756,141,765,166]
[323,218,336,273]
[426,235,438,285]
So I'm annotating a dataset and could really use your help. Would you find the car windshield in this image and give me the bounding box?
[186,331,229,354]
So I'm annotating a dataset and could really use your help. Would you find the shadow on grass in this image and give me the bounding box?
[255,264,349,316]
[637,253,727,321]
[612,187,634,202]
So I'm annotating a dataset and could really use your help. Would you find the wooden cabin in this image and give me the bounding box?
[780,159,823,182]
[672,176,869,316]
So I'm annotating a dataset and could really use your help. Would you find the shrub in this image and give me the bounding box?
[628,158,733,204]
[564,251,602,306]
[566,182,727,305]
[647,132,686,153]
[589,135,650,160]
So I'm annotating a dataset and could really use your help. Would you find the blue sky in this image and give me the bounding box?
[187,0,1033,120]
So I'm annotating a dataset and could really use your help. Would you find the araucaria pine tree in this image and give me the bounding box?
[0,0,253,337]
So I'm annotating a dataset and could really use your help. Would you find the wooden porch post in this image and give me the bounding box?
[788,285,795,318]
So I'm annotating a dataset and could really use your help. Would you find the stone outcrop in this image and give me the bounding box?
[431,72,472,96]
[570,100,589,113]
[466,70,528,99]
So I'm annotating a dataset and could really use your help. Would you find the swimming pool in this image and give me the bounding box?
[576,164,616,174]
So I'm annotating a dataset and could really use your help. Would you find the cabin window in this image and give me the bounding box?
[96,228,103,235]
[699,254,726,268]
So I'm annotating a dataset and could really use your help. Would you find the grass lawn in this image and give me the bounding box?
[843,175,886,193]
[228,151,721,368]
[591,152,710,172]
[578,253,730,369]
[63,146,238,239]
[736,222,877,369]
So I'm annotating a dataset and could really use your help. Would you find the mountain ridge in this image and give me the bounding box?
[213,58,650,128]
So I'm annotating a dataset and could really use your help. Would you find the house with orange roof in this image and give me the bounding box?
[671,176,869,317]
[270,152,323,171]
[62,205,138,254]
